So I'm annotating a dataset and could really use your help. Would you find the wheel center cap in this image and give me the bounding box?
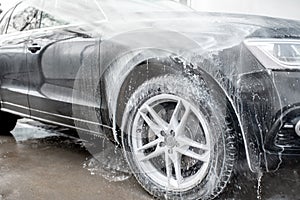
[165,135,177,148]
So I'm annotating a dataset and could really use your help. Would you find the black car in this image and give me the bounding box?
[0,0,300,199]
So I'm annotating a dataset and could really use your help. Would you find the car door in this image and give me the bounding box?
[0,2,39,116]
[27,10,101,126]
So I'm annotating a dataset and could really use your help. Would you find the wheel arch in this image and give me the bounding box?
[101,51,257,172]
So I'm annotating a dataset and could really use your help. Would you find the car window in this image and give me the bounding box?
[39,11,69,29]
[6,2,39,34]
[29,0,106,25]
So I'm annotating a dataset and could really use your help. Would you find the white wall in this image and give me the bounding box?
[1,0,18,12]
[190,0,300,21]
[2,0,300,21]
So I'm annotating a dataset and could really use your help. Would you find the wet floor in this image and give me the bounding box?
[1,119,300,200]
[0,119,151,200]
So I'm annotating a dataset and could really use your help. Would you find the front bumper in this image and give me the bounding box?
[264,70,300,155]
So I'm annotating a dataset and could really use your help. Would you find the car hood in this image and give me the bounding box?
[90,11,300,55]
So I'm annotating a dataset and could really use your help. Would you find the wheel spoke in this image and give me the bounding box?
[177,148,210,163]
[137,139,161,152]
[175,105,190,135]
[144,105,169,129]
[173,152,183,185]
[165,152,172,183]
[177,136,209,151]
[139,111,161,134]
[139,147,164,162]
[169,100,182,129]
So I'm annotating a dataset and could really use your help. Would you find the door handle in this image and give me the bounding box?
[28,43,41,53]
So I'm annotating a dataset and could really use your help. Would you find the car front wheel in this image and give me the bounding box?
[122,75,237,200]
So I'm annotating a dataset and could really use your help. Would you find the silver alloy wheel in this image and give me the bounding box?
[131,94,211,191]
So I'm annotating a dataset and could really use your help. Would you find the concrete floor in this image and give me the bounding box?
[1,119,300,200]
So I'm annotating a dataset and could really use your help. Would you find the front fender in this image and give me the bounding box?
[102,50,259,173]
[100,29,272,173]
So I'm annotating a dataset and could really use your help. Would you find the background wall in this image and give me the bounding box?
[0,0,18,12]
[189,0,300,20]
[1,0,300,21]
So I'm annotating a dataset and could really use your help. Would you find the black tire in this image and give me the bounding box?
[122,75,237,200]
[0,111,18,135]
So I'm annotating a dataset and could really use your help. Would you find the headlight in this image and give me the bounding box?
[244,39,300,69]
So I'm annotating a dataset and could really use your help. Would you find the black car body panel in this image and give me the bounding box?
[1,0,300,173]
